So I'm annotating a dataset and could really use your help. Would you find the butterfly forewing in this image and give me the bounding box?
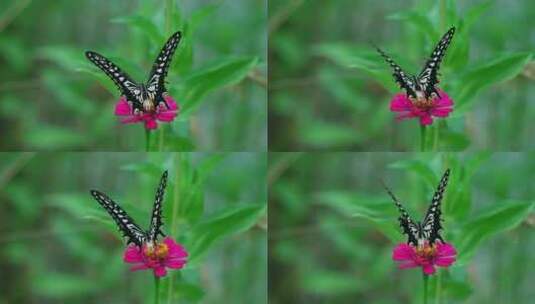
[421,169,450,244]
[382,182,419,245]
[85,51,144,111]
[376,47,417,98]
[90,190,146,246]
[417,27,456,98]
[146,31,182,102]
[148,171,168,242]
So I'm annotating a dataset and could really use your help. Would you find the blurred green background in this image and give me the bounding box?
[269,0,534,151]
[0,0,267,151]
[0,152,267,303]
[269,152,535,303]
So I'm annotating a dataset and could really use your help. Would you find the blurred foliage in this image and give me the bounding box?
[269,152,535,303]
[0,152,267,303]
[0,0,267,151]
[269,0,535,151]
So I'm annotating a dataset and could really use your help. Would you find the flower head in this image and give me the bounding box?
[115,95,180,130]
[390,90,453,126]
[392,241,456,275]
[123,237,188,277]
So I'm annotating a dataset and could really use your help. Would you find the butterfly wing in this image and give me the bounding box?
[382,182,419,246]
[421,169,451,244]
[146,31,182,106]
[85,51,144,111]
[90,190,146,246]
[417,27,456,98]
[147,171,168,242]
[376,47,417,98]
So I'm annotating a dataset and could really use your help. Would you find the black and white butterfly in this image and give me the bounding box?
[90,171,168,247]
[85,31,182,115]
[383,169,451,247]
[376,27,455,101]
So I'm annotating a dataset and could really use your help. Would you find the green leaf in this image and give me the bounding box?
[456,200,534,264]
[299,122,361,148]
[388,159,437,188]
[24,125,88,149]
[455,52,533,113]
[463,1,493,32]
[314,43,397,92]
[187,204,266,263]
[111,15,164,44]
[181,56,258,114]
[386,10,438,41]
[315,191,400,242]
[33,272,98,297]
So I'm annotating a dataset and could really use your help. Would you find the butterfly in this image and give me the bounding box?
[376,27,455,102]
[90,170,168,247]
[382,169,451,247]
[85,31,182,115]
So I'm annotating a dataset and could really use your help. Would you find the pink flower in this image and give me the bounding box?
[114,95,180,130]
[392,242,457,275]
[390,90,453,126]
[123,237,188,277]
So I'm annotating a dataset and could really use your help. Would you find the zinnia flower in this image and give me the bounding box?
[392,241,456,275]
[114,94,180,130]
[390,90,453,126]
[123,237,188,277]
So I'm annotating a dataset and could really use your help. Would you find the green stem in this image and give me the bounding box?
[435,270,442,304]
[159,127,165,152]
[154,277,160,304]
[432,124,439,151]
[423,273,429,304]
[146,129,152,151]
[420,125,427,152]
[167,154,181,303]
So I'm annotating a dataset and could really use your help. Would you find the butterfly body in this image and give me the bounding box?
[376,27,455,101]
[86,31,182,116]
[90,171,169,248]
[383,169,450,248]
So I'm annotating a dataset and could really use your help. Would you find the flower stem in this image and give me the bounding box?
[145,128,152,151]
[154,277,160,304]
[423,273,429,304]
[435,270,442,304]
[420,125,427,152]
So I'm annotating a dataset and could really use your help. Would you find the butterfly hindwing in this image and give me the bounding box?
[148,170,168,242]
[382,182,419,245]
[90,190,146,246]
[146,31,182,106]
[376,47,417,98]
[421,169,450,244]
[417,27,456,98]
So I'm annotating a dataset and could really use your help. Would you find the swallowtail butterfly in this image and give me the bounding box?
[90,170,168,247]
[376,27,455,101]
[85,31,182,115]
[383,169,450,247]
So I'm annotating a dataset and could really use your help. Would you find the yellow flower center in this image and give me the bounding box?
[144,242,169,260]
[410,93,439,111]
[415,243,437,259]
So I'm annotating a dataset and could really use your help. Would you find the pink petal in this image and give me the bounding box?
[121,116,143,124]
[157,111,178,122]
[419,114,433,126]
[163,238,189,258]
[398,261,419,269]
[115,96,132,116]
[437,243,457,256]
[423,264,436,275]
[130,264,150,271]
[435,91,453,107]
[431,108,452,117]
[145,118,158,130]
[392,243,415,261]
[123,245,144,263]
[390,94,413,112]
[164,95,179,111]
[154,266,167,277]
[166,259,187,269]
[435,256,456,267]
